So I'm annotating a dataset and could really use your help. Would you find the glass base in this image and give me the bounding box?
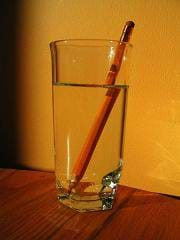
[57,186,116,212]
[56,164,122,212]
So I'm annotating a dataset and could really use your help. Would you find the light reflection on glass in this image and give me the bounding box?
[66,134,71,179]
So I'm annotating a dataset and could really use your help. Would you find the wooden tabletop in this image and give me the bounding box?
[0,168,179,240]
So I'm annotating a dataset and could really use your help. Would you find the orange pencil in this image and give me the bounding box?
[70,21,135,190]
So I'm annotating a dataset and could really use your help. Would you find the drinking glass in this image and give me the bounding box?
[50,39,132,212]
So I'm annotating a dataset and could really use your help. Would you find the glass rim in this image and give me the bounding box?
[50,39,133,48]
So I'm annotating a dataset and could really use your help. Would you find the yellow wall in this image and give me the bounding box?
[16,0,180,196]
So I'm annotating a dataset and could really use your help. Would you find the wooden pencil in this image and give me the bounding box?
[70,21,135,190]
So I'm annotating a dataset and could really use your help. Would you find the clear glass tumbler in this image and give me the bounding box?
[50,39,132,212]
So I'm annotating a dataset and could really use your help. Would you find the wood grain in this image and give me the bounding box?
[0,168,179,240]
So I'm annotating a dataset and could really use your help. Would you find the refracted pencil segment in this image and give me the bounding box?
[54,83,128,211]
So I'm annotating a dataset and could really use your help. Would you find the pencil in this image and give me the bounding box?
[70,21,135,190]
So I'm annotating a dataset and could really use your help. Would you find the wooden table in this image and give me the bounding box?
[0,168,179,240]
